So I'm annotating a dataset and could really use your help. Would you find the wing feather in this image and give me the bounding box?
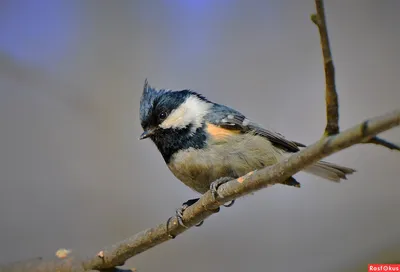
[207,104,302,153]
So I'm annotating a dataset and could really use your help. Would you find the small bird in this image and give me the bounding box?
[139,80,355,225]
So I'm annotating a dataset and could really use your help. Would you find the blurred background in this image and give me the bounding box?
[0,0,399,271]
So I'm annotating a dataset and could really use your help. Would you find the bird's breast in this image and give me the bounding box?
[167,133,283,194]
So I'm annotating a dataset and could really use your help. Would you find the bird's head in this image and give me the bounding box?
[139,80,212,143]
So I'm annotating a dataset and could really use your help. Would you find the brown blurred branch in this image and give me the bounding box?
[1,109,399,270]
[311,0,399,151]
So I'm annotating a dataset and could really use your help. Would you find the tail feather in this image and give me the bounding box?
[303,161,356,182]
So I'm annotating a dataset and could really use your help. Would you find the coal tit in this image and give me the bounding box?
[139,80,355,225]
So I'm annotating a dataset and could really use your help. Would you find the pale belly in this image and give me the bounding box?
[167,134,284,194]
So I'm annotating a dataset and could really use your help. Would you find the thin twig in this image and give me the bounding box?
[1,109,399,272]
[365,136,400,151]
[311,0,339,136]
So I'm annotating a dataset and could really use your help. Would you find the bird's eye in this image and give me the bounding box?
[159,112,167,120]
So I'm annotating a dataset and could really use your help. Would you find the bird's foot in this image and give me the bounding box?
[167,198,204,238]
[175,198,204,228]
[167,198,206,239]
[210,177,236,208]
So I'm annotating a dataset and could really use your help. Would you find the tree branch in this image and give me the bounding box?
[311,0,339,136]
[311,0,399,151]
[364,136,400,151]
[1,110,399,271]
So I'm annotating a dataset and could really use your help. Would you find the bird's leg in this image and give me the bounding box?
[210,177,236,208]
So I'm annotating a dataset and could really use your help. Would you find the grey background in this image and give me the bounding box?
[0,1,399,271]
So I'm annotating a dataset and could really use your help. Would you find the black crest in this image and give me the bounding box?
[139,79,170,129]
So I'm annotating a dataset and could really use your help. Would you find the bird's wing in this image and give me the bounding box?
[207,104,304,153]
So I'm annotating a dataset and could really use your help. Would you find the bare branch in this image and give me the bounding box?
[311,0,399,152]
[1,110,399,272]
[365,136,400,151]
[311,0,339,136]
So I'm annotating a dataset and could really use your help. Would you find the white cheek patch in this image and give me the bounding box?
[160,95,211,132]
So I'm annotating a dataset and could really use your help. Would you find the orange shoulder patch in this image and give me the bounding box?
[206,123,241,140]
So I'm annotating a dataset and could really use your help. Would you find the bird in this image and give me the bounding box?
[139,79,355,227]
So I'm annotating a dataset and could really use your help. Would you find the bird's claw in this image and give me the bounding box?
[175,198,204,229]
[167,198,204,238]
[166,177,238,238]
[223,200,235,207]
[210,177,236,208]
[176,204,189,228]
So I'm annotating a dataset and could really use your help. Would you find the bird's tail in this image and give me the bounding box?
[303,161,356,182]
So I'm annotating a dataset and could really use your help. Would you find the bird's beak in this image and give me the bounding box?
[139,128,156,140]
